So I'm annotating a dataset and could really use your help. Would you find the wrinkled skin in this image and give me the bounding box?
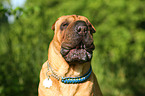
[38,15,103,96]
[56,16,96,63]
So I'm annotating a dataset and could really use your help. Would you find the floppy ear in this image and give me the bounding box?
[51,18,59,31]
[90,23,96,33]
[88,21,96,33]
[51,23,55,31]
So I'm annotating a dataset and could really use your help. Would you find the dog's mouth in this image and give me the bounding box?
[60,20,95,64]
[60,41,95,63]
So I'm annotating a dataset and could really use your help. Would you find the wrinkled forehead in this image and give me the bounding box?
[56,15,89,25]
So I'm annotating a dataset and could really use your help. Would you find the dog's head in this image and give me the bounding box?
[51,15,96,64]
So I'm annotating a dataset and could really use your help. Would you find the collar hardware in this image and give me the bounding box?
[46,61,92,84]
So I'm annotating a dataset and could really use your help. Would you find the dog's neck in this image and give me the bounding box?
[48,41,91,77]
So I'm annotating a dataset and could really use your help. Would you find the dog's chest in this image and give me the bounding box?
[59,82,93,96]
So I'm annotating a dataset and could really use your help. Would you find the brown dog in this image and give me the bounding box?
[38,15,102,96]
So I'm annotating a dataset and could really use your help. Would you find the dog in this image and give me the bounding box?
[38,15,102,96]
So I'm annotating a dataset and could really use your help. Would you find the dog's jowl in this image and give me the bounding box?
[38,15,102,96]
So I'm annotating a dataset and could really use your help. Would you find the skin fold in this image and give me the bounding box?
[38,15,103,96]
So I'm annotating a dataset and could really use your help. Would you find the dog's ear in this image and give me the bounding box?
[85,18,96,33]
[51,21,56,31]
[88,22,96,33]
[51,18,59,31]
[51,23,55,31]
[90,23,96,33]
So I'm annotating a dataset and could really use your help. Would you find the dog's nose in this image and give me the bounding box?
[75,21,88,35]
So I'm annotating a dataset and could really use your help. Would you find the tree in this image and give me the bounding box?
[0,0,145,96]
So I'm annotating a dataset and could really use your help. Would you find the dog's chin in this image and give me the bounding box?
[60,48,93,64]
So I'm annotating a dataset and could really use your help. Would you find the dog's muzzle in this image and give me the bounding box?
[60,20,95,63]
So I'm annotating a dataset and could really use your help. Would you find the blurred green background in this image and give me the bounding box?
[0,0,145,96]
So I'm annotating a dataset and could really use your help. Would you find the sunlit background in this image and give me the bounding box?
[0,0,145,96]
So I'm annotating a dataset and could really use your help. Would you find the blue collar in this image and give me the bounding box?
[61,66,92,84]
[47,61,92,84]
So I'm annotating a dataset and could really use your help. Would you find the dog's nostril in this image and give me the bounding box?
[75,20,88,35]
[77,26,87,35]
[77,26,82,32]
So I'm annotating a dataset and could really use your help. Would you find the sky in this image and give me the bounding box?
[11,0,26,9]
[3,0,26,24]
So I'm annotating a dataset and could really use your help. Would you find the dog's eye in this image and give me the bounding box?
[60,22,69,30]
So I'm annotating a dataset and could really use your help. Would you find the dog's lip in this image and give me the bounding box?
[60,43,94,58]
[60,48,70,56]
[61,48,93,63]
[61,41,94,54]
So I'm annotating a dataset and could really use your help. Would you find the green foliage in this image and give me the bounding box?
[0,0,145,96]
